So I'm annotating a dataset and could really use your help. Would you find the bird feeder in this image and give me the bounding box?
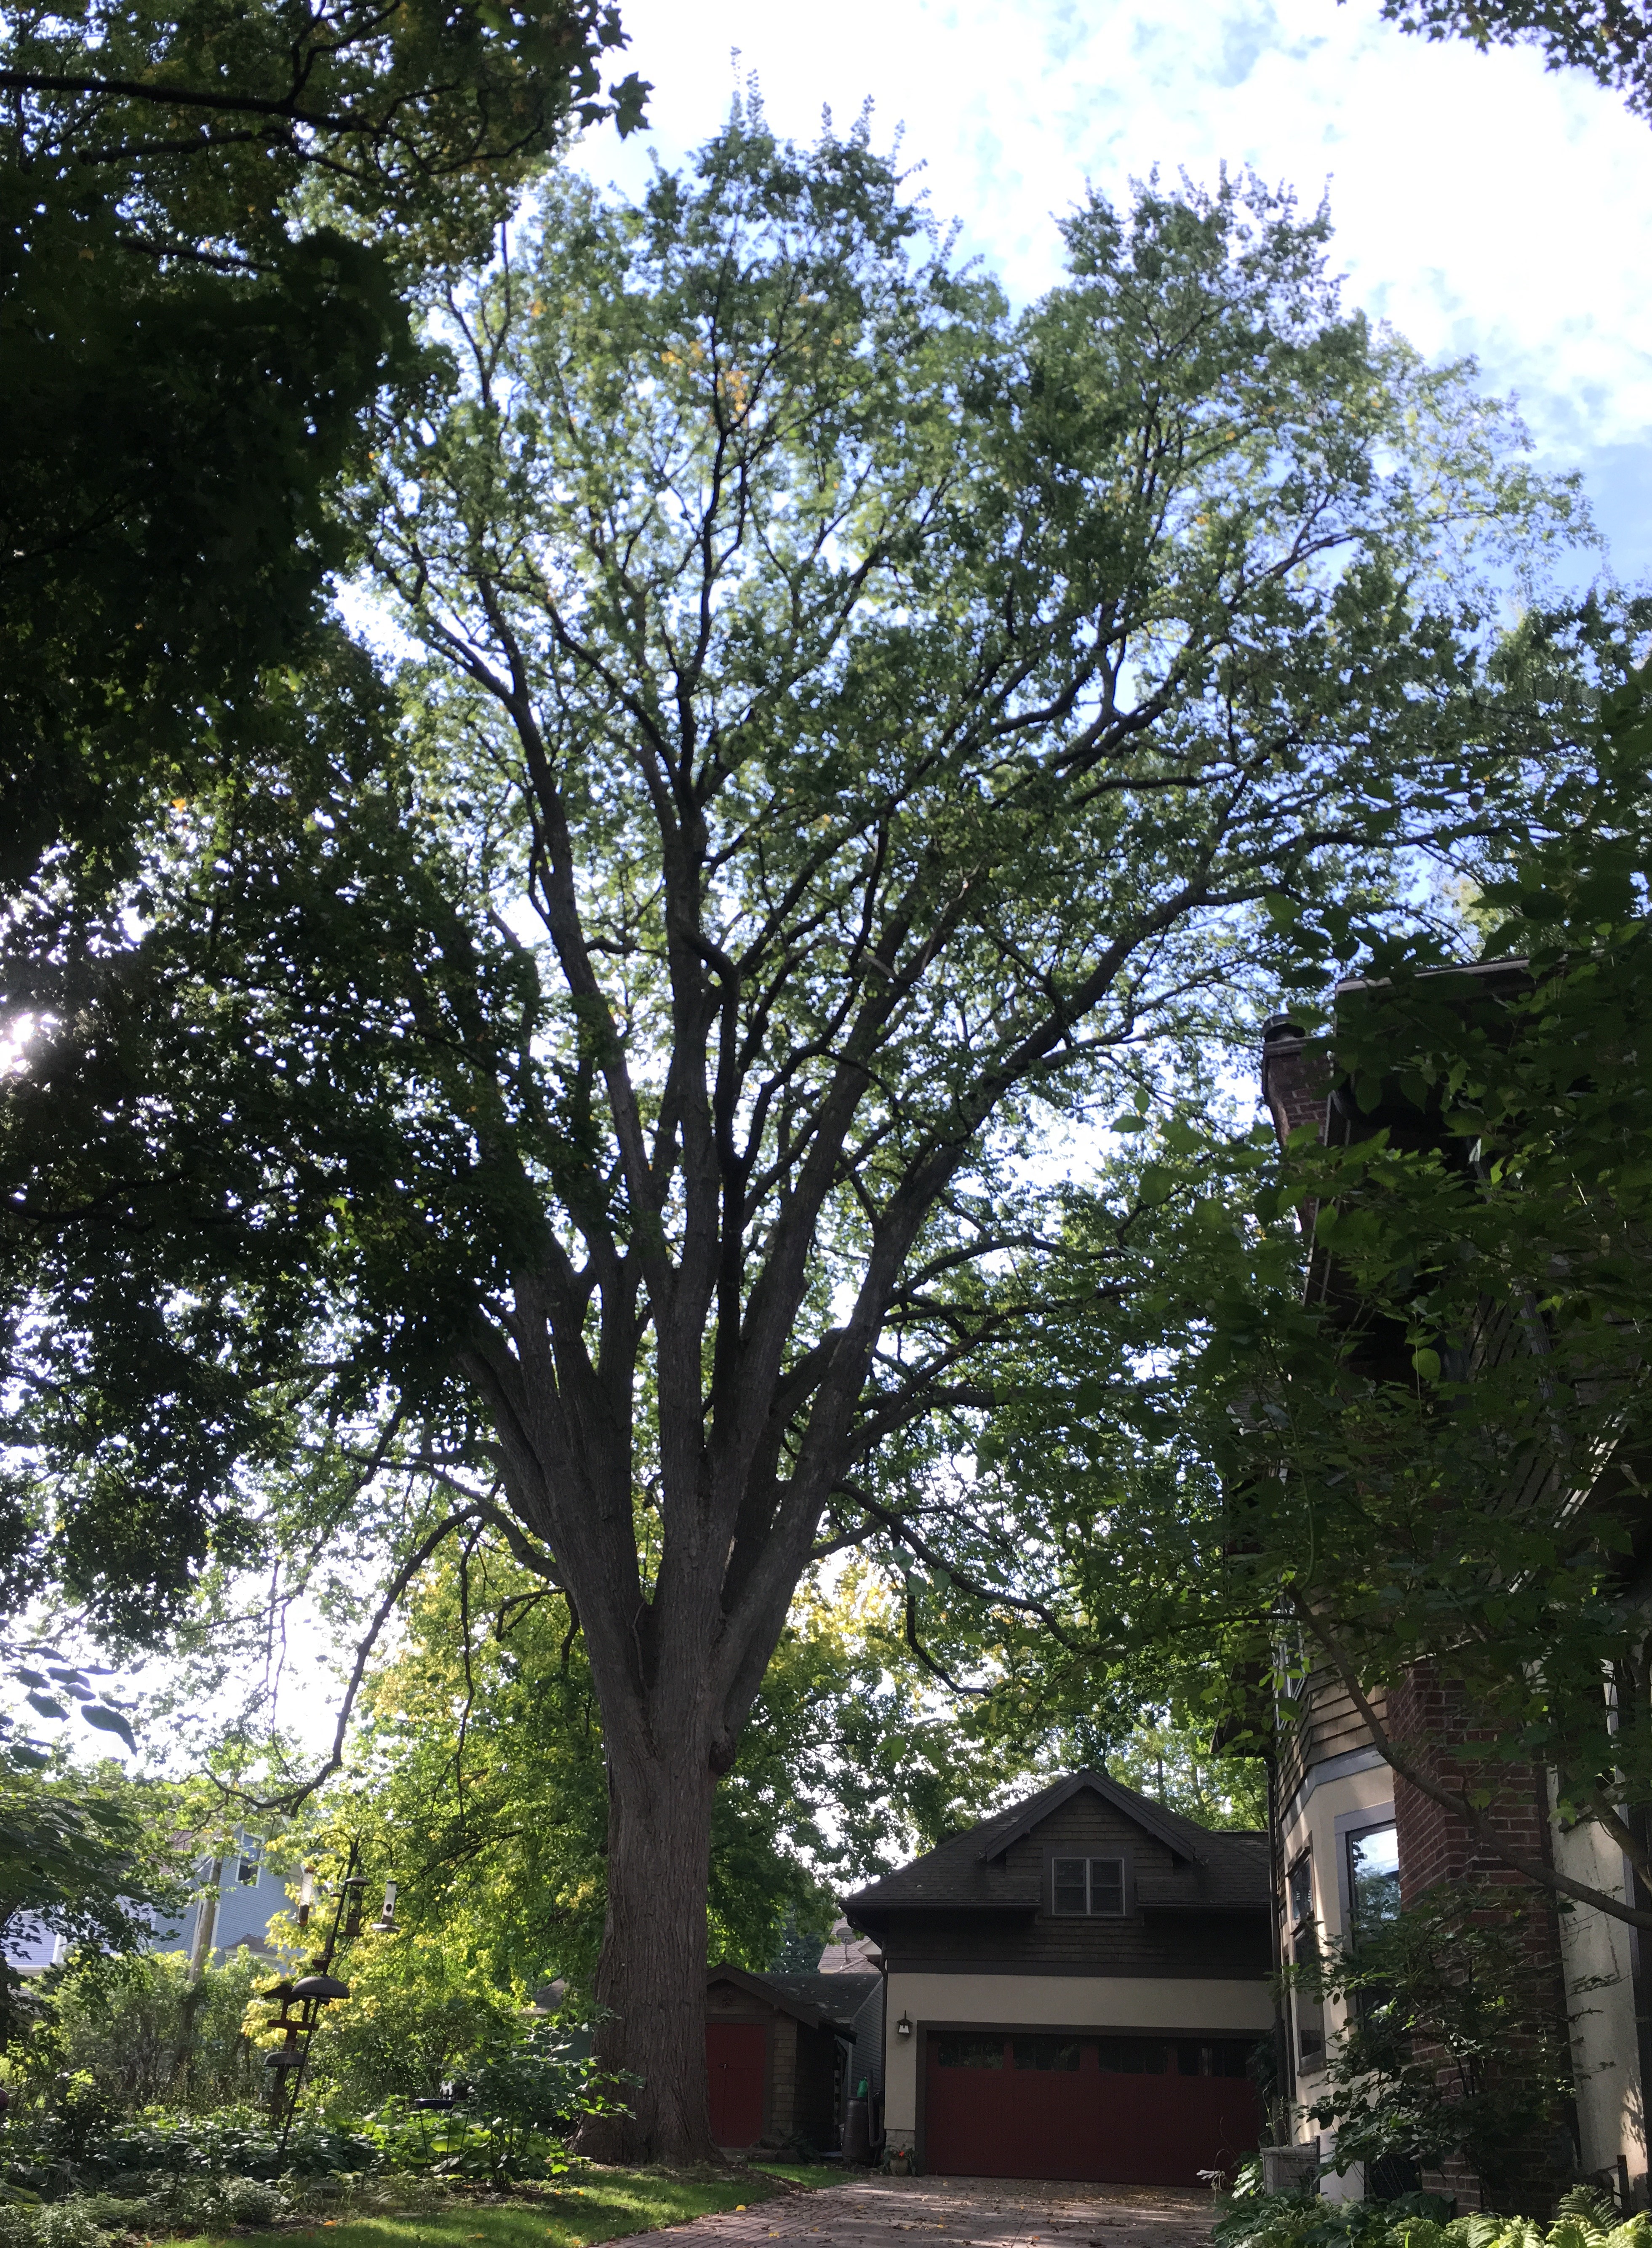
[292,1971,351,2002]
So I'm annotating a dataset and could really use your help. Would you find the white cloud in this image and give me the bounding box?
[579,0,1652,574]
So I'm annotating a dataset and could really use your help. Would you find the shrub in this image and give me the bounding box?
[31,2206,103,2248]
[298,1931,526,2111]
[214,2176,285,2227]
[36,1951,268,2116]
[1284,1887,1575,2207]
[0,2105,377,2197]
[1215,2187,1652,2248]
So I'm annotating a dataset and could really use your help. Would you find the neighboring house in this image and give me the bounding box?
[842,1769,1273,2184]
[1255,984,1649,2211]
[819,1917,882,1976]
[157,1847,294,1968]
[705,1964,881,2152]
[1,1842,294,1983]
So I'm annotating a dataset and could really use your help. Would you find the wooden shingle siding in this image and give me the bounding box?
[1277,1671,1385,1812]
[770,2013,797,2138]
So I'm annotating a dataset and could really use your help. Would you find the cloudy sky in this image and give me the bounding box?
[578,0,1652,581]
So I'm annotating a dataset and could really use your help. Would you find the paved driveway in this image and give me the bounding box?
[657,2175,1222,2248]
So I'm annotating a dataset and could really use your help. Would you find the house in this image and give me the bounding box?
[2,1841,290,1981]
[158,1847,294,1967]
[842,1769,1273,2183]
[705,1962,881,2152]
[1254,979,1649,2210]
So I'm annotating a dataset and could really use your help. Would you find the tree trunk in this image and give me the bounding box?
[576,1724,722,2166]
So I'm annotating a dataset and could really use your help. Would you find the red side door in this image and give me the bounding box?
[706,2020,767,2146]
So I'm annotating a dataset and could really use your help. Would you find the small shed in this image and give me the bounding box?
[705,1963,876,2152]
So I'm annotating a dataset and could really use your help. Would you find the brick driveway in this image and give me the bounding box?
[655,2175,1222,2248]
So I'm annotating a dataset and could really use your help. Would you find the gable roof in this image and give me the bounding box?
[707,1961,876,2035]
[841,1769,1268,1923]
[974,1769,1207,1866]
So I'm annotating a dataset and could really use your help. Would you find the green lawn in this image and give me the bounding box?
[747,2168,845,2192]
[173,2166,817,2248]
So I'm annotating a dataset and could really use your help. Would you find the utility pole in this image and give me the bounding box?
[173,1857,223,2090]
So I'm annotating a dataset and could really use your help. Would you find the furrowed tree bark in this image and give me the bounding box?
[579,1720,721,2164]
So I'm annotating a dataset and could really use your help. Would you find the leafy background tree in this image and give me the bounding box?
[967,882,1652,1933]
[273,1546,1026,2004]
[0,0,645,895]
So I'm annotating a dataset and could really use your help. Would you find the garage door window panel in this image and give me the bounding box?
[1096,2036,1170,2074]
[1014,2035,1081,2070]
[936,2034,1007,2068]
[1177,2039,1254,2078]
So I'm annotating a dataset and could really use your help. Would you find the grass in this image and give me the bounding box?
[171,2163,819,2248]
[747,2168,847,2193]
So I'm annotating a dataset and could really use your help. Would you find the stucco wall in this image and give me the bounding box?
[1551,1788,1648,2197]
[880,1970,1274,2139]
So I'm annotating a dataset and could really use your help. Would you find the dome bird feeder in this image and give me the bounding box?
[292,1972,350,2003]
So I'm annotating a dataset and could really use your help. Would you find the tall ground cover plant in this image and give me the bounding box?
[3,110,1610,2155]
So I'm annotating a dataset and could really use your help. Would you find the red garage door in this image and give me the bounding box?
[707,2021,767,2147]
[924,2031,1260,2185]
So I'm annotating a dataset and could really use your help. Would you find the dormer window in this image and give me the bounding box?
[1051,1856,1125,1915]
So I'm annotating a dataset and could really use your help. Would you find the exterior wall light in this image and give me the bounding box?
[896,2012,913,2038]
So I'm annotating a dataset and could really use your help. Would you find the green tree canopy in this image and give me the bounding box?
[0,0,643,894]
[2,110,1623,2155]
[0,1747,184,2049]
[1373,0,1652,125]
[973,867,1652,1930]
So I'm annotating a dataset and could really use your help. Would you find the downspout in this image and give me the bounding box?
[1265,1752,1293,2146]
[186,1861,223,1981]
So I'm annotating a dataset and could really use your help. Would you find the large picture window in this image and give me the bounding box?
[1050,1856,1126,1915]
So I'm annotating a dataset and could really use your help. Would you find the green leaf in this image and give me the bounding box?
[80,1704,137,1751]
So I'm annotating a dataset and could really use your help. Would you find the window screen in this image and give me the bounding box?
[1052,1858,1088,1914]
[1050,1857,1126,1915]
[1286,1850,1325,2066]
[236,1858,259,1887]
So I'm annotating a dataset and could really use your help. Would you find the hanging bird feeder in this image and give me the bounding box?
[292,1971,351,2002]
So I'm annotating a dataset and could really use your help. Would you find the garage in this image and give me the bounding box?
[921,2029,1261,2185]
[705,1964,878,2151]
[843,1768,1275,2178]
